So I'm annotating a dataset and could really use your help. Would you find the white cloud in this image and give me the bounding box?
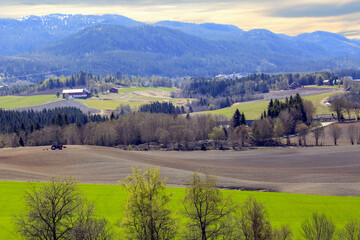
[0,0,359,38]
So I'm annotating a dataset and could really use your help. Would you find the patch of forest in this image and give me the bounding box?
[1,92,360,149]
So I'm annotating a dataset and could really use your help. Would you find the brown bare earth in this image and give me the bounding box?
[1,145,360,196]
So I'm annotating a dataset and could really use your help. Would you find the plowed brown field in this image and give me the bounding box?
[1,145,359,196]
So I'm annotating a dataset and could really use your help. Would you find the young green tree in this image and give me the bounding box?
[273,225,293,240]
[337,220,360,240]
[182,172,238,240]
[209,126,226,148]
[16,178,111,240]
[121,166,177,240]
[301,212,335,240]
[273,118,285,143]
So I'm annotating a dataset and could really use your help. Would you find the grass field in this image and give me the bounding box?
[0,95,59,109]
[1,181,360,239]
[304,85,342,89]
[116,87,175,93]
[201,92,338,119]
[76,99,145,110]
[76,87,191,110]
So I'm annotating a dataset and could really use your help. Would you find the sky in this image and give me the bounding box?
[1,0,360,38]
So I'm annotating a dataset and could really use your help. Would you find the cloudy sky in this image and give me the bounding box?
[1,0,360,38]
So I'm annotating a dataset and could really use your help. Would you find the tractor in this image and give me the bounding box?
[51,142,63,150]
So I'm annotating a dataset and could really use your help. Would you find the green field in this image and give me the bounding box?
[116,87,175,93]
[0,95,59,109]
[304,85,342,89]
[1,181,360,239]
[76,99,145,110]
[202,92,338,119]
[303,92,342,115]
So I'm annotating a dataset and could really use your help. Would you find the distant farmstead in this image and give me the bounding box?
[62,89,91,99]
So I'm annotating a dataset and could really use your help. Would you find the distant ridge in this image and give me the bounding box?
[0,14,360,79]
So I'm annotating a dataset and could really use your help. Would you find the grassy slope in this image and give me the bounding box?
[0,95,59,109]
[1,182,360,239]
[201,92,338,119]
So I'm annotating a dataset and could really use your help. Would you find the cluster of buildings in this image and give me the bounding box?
[61,87,120,99]
[61,89,92,99]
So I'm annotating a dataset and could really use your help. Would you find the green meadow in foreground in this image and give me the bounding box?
[1,181,360,239]
[202,92,338,119]
[0,95,59,109]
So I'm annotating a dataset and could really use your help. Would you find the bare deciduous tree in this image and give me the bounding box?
[279,111,295,145]
[301,212,335,240]
[330,98,346,121]
[230,125,249,148]
[296,122,309,146]
[353,102,360,121]
[311,122,324,146]
[329,124,342,146]
[16,178,112,240]
[345,100,353,121]
[240,196,273,240]
[348,125,356,145]
[303,100,316,124]
[251,118,273,145]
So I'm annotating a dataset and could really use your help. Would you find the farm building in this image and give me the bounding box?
[313,114,337,122]
[289,82,301,89]
[62,89,91,99]
[109,88,118,93]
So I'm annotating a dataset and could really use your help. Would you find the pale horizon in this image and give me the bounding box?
[0,0,359,38]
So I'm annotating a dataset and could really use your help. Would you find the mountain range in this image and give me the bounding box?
[1,14,360,81]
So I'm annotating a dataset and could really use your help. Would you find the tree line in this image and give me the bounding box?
[16,168,360,240]
[0,112,219,149]
[139,101,186,115]
[1,93,360,149]
[0,71,178,96]
[0,107,90,135]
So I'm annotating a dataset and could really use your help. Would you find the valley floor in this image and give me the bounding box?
[0,145,359,196]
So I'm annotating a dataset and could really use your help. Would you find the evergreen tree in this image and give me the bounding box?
[232,109,241,128]
[240,113,246,125]
[267,99,274,118]
[19,137,24,147]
